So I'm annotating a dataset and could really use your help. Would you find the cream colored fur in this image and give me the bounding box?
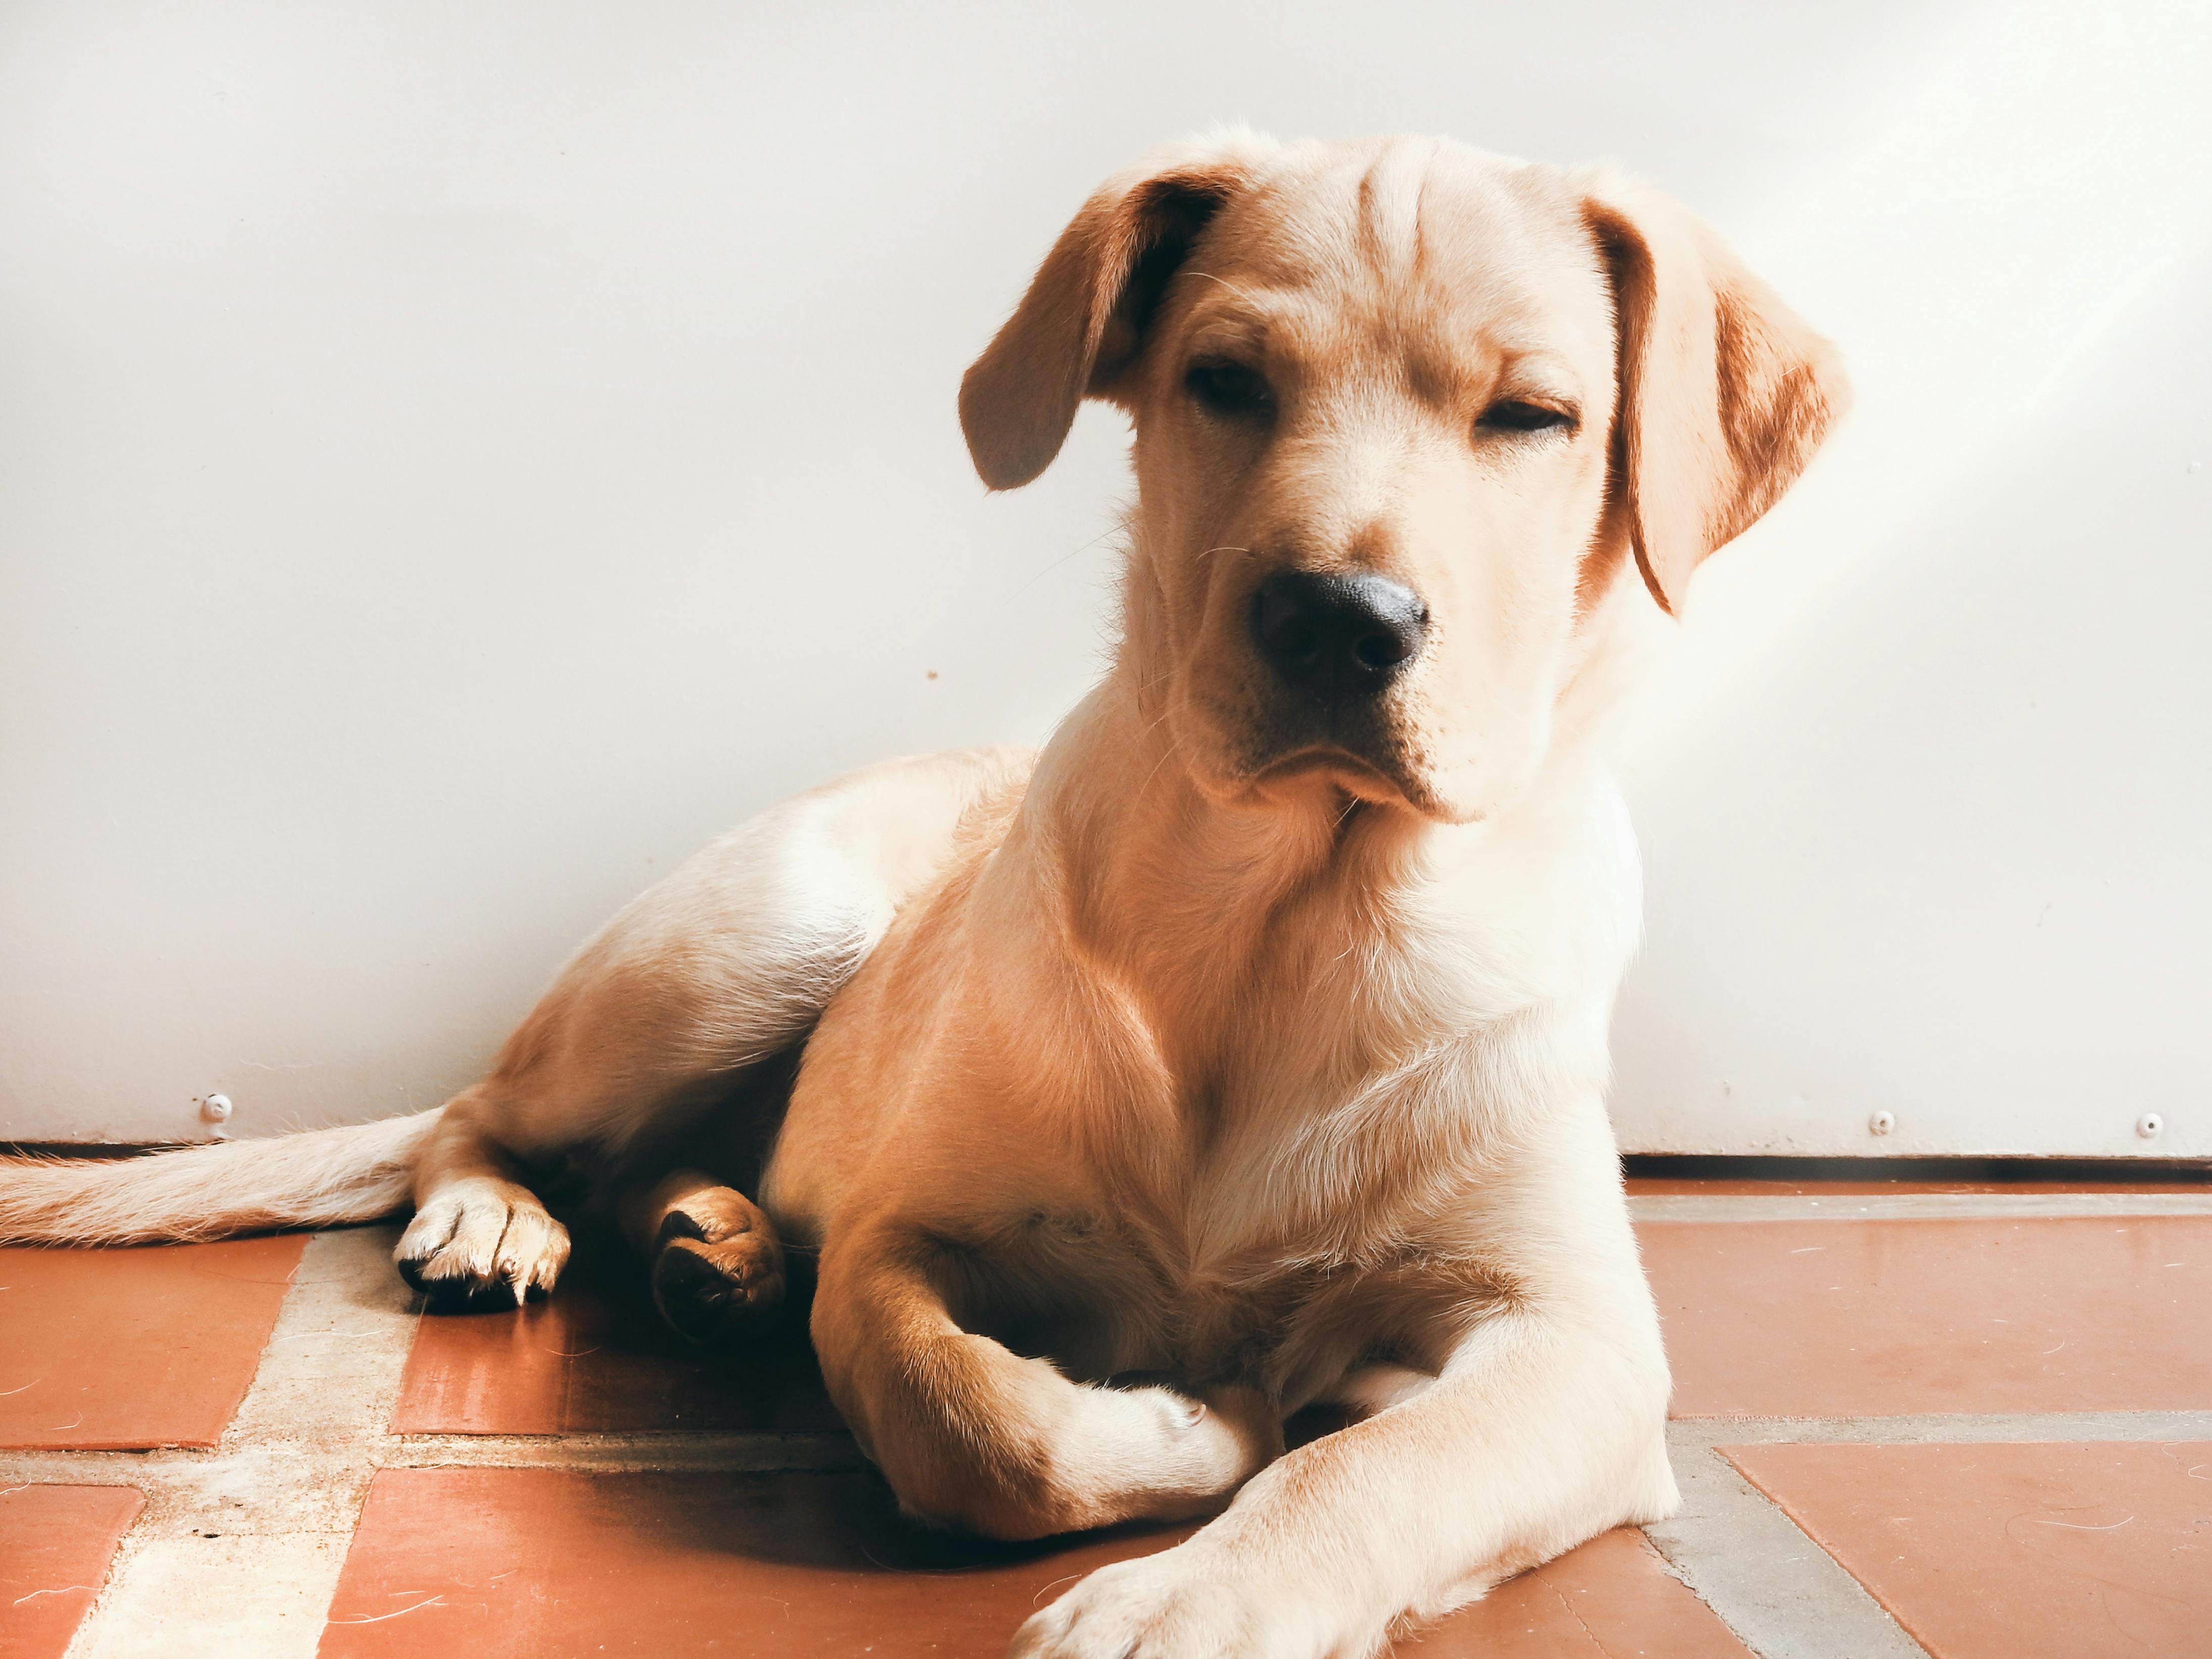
[0,133,1846,1659]
[0,1111,436,1243]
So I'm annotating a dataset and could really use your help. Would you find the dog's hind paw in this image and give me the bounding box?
[396,1176,570,1310]
[649,1186,786,1346]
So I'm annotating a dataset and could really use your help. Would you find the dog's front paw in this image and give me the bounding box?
[396,1177,569,1309]
[1008,1548,1323,1659]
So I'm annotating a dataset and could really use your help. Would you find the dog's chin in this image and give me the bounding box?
[1195,744,1474,825]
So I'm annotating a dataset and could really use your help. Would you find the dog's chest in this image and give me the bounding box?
[993,1149,1456,1400]
[992,1225,1356,1391]
[993,994,1537,1389]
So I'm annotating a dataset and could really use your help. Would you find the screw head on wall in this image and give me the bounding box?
[2136,1112,2164,1139]
[1868,1111,1896,1137]
[199,1093,233,1126]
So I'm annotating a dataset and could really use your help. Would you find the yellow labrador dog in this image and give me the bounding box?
[4,132,1844,1657]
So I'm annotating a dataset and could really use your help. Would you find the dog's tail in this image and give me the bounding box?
[0,1110,439,1245]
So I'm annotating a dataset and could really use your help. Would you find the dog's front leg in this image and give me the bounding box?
[1009,1300,1677,1659]
[812,1226,1279,1541]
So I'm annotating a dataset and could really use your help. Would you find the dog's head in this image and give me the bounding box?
[962,134,1847,824]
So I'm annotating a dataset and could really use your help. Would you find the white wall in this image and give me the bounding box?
[1,2,2204,1152]
[1608,4,2212,1157]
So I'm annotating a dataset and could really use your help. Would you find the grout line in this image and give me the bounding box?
[0,1450,198,1486]
[1648,1442,1931,1659]
[23,1406,2196,1499]
[389,1430,867,1473]
[0,1431,870,1489]
[1669,1410,2212,1447]
[1630,1191,2212,1221]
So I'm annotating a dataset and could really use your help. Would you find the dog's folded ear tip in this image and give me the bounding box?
[958,364,1069,491]
[965,444,1054,493]
[959,412,1065,492]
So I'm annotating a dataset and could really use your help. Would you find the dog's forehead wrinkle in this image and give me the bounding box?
[1181,288,1324,361]
[1350,134,1442,277]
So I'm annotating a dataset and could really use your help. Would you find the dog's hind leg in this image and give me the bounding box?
[391,746,1031,1306]
[396,1088,573,1306]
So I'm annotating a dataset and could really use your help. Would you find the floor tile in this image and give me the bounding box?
[0,1235,304,1449]
[1625,1168,2210,1196]
[0,1485,143,1659]
[319,1469,1745,1658]
[1641,1217,2212,1417]
[1405,1525,1752,1657]
[1722,1441,2212,1659]
[389,1225,840,1435]
[1625,1178,2195,1195]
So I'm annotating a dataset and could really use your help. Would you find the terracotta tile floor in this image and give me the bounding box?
[0,1485,143,1659]
[1,1174,2205,1657]
[0,1234,303,1449]
[1724,1442,2212,1658]
[320,1470,1746,1659]
[1643,1217,2212,1418]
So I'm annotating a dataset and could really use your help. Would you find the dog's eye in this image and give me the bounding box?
[1185,360,1274,420]
[1477,400,1576,435]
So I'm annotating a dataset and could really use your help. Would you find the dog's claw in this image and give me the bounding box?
[395,1177,570,1311]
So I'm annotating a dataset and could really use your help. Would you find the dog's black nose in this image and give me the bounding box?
[1250,571,1429,698]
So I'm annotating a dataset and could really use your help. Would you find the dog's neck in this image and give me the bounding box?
[1001,560,1659,1093]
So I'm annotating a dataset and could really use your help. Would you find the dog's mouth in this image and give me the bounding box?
[1245,745,1433,815]
[1171,673,1469,823]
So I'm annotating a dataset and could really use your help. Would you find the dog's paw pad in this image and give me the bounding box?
[651,1231,784,1346]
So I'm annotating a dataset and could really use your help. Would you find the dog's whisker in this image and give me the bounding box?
[1183,268,1264,305]
[1008,523,1130,601]
[1133,729,1192,799]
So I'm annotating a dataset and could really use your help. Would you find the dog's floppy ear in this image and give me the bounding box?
[960,137,1272,490]
[1580,172,1850,615]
